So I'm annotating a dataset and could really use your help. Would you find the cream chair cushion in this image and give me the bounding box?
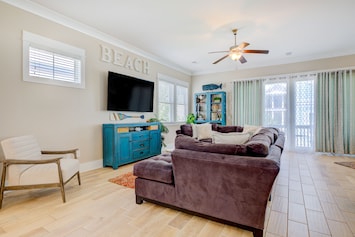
[17,159,79,185]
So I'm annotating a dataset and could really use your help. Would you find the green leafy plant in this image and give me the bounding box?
[146,117,169,147]
[186,113,196,124]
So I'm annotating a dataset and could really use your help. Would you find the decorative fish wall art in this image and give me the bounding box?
[202,83,222,91]
[111,112,144,121]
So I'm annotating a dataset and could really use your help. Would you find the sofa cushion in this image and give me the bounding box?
[175,134,247,155]
[180,124,193,137]
[211,131,250,145]
[261,127,279,141]
[242,124,262,135]
[133,153,173,184]
[256,130,275,144]
[274,131,285,151]
[245,140,270,157]
[179,124,244,137]
[267,145,282,164]
[192,123,213,140]
[214,124,244,133]
[245,132,273,156]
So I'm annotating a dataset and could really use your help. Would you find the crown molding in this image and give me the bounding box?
[2,0,191,76]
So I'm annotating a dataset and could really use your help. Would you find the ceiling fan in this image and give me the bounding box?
[209,29,269,64]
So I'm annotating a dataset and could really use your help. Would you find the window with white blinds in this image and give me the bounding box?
[23,31,85,88]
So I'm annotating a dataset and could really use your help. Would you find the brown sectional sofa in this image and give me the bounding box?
[133,124,285,237]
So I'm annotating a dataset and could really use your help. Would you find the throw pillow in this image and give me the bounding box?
[243,124,262,135]
[212,131,250,145]
[192,123,213,140]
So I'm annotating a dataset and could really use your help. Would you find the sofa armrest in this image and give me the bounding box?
[171,148,279,230]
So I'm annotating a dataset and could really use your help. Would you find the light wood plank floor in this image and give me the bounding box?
[0,151,355,237]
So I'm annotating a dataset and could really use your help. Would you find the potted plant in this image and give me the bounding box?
[186,113,196,124]
[146,117,169,147]
[213,97,222,103]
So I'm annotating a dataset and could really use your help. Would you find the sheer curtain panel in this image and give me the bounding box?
[234,80,263,126]
[316,70,355,154]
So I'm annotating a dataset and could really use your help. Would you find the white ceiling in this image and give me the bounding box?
[10,0,355,75]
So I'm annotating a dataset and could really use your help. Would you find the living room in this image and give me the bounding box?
[1,1,355,237]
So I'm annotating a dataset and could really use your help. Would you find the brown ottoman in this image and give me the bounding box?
[133,153,173,184]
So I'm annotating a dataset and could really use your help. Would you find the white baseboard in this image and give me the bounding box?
[79,160,102,172]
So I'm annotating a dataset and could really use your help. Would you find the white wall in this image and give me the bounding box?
[0,2,190,170]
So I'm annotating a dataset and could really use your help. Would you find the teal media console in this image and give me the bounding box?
[102,122,162,169]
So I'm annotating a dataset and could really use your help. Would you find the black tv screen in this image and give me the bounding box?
[107,71,154,112]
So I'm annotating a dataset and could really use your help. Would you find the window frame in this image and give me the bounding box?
[23,31,85,89]
[157,74,189,123]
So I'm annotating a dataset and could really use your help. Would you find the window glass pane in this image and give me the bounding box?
[176,104,186,122]
[158,102,172,122]
[295,80,314,148]
[29,47,54,79]
[159,81,174,103]
[53,54,81,82]
[176,85,187,104]
[264,82,287,130]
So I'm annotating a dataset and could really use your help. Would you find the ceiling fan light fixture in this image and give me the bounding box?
[229,47,242,61]
[230,52,241,61]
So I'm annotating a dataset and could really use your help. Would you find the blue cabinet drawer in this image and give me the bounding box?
[132,140,149,150]
[133,149,150,159]
[132,131,149,140]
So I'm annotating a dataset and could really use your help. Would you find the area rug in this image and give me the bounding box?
[334,161,355,169]
[109,171,136,189]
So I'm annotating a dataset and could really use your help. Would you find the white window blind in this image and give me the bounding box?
[29,47,81,83]
[23,31,85,89]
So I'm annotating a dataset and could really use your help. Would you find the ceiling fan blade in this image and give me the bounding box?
[208,50,229,54]
[238,42,250,49]
[213,54,229,64]
[243,49,269,54]
[239,55,247,64]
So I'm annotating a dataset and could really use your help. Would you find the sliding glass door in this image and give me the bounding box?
[263,75,315,151]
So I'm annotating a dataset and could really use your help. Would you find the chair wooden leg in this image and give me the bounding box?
[77,172,81,185]
[60,180,66,203]
[56,161,66,203]
[0,164,7,209]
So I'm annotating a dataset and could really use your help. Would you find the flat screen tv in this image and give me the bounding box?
[107,71,154,112]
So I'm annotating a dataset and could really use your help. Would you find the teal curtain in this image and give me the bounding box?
[234,79,263,125]
[316,70,355,154]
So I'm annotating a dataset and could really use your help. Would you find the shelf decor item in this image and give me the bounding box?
[202,83,222,91]
[111,112,144,121]
[213,97,222,103]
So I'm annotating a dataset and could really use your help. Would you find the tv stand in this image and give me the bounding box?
[102,122,161,169]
